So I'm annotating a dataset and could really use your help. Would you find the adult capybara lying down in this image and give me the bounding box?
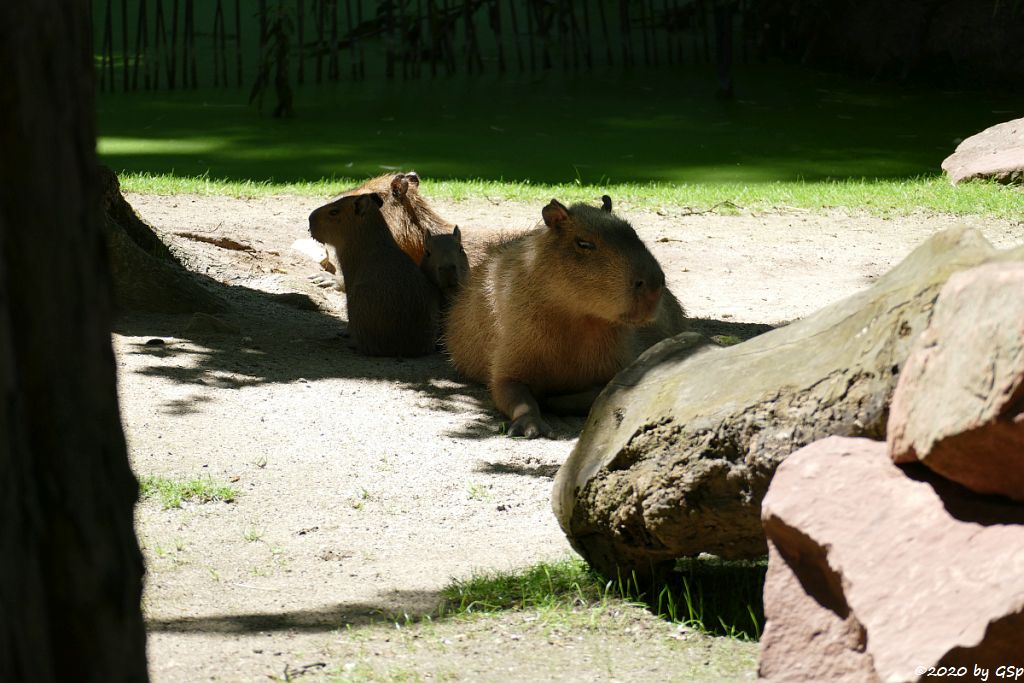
[309,192,439,357]
[445,196,687,438]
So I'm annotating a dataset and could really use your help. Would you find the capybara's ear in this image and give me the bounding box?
[542,199,570,230]
[355,193,384,215]
[601,195,613,212]
[452,225,462,245]
[390,174,409,198]
[405,171,420,187]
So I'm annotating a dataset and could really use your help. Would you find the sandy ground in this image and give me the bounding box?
[115,191,1023,682]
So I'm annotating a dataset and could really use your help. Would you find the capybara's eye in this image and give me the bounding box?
[425,250,432,257]
[329,208,340,217]
[574,238,595,251]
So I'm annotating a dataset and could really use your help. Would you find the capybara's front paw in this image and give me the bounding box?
[507,414,552,439]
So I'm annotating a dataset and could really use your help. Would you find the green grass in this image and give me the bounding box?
[115,170,1023,218]
[440,556,766,639]
[138,474,239,509]
[98,61,1024,208]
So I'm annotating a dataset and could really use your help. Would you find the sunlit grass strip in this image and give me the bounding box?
[115,171,1022,219]
[439,557,765,640]
[138,474,239,509]
[441,559,610,614]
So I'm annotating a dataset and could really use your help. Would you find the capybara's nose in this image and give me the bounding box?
[634,265,665,294]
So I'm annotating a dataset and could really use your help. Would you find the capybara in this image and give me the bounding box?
[420,226,470,309]
[445,196,687,438]
[309,193,439,357]
[311,171,457,291]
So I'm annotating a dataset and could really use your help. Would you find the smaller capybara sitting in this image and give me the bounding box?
[312,172,457,293]
[420,226,470,309]
[445,196,686,438]
[309,193,439,357]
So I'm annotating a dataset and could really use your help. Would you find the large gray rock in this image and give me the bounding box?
[942,117,1024,185]
[888,262,1024,501]
[760,436,1024,682]
[553,226,1024,575]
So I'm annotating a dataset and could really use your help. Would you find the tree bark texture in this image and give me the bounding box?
[0,2,149,681]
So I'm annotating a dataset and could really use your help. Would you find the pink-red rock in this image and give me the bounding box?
[942,117,1024,185]
[760,436,1024,683]
[888,262,1024,502]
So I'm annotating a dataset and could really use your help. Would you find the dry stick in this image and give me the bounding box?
[296,0,305,84]
[330,0,340,81]
[597,0,612,67]
[346,0,358,79]
[172,232,255,251]
[507,0,524,71]
[235,0,243,85]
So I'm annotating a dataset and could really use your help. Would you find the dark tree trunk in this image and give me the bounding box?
[0,2,148,681]
[100,167,226,313]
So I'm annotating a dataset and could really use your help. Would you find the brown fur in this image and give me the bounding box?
[309,193,439,357]
[336,171,455,266]
[445,197,687,438]
[420,226,470,309]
